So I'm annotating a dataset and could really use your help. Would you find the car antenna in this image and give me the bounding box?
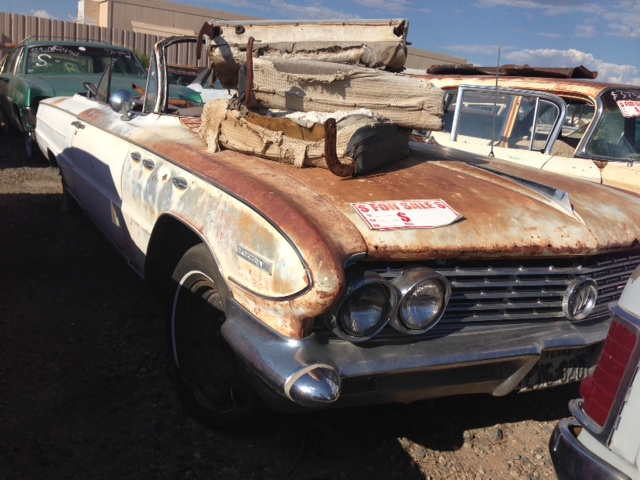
[489,46,501,158]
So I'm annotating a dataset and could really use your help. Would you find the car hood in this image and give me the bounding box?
[66,106,640,262]
[25,73,147,98]
[186,142,640,262]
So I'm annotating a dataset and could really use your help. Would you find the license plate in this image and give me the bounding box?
[519,346,597,391]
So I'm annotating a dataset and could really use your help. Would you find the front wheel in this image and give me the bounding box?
[170,244,259,428]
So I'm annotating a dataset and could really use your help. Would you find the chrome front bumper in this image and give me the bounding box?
[222,298,609,411]
[550,418,630,480]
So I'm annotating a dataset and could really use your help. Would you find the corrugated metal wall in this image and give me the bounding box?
[1,12,465,70]
[105,0,256,34]
[0,13,207,68]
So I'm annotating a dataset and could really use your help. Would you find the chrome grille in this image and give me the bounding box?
[374,251,640,325]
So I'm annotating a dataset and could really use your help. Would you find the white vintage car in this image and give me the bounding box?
[415,66,640,195]
[550,265,640,479]
[34,21,640,428]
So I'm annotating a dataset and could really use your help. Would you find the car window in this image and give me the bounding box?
[585,88,640,161]
[447,86,565,154]
[94,57,113,103]
[24,45,146,77]
[142,54,158,114]
[0,47,23,75]
[444,90,510,141]
[511,97,561,151]
[563,100,594,137]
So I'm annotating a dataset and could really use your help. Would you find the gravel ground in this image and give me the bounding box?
[0,130,574,479]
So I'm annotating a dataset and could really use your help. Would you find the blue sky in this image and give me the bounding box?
[6,0,640,85]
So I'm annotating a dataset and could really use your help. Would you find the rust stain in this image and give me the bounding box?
[593,160,608,171]
[420,74,616,100]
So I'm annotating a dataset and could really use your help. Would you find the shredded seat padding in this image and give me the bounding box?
[203,18,410,89]
[238,57,445,131]
[199,100,411,176]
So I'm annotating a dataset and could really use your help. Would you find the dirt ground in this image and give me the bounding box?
[0,131,577,480]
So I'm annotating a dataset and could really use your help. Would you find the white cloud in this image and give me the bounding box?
[473,0,640,38]
[444,44,512,56]
[262,0,355,19]
[473,0,602,16]
[574,24,596,38]
[601,0,640,38]
[504,48,640,85]
[31,9,53,19]
[535,32,562,39]
[355,0,411,8]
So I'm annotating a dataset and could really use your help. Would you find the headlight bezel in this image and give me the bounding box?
[390,267,452,334]
[325,267,451,341]
[326,269,397,342]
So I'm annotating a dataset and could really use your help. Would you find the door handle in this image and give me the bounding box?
[71,121,85,129]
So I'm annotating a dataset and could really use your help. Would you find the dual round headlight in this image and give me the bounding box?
[330,270,397,342]
[391,267,451,334]
[328,268,451,341]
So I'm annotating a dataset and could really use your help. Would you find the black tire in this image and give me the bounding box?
[170,244,259,428]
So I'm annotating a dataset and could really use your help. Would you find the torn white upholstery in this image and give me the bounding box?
[241,57,444,131]
[199,100,383,170]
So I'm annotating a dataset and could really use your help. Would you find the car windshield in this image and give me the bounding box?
[584,88,640,161]
[25,44,147,77]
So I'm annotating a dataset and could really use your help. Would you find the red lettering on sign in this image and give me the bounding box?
[397,212,411,222]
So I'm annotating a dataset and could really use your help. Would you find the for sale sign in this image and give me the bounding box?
[351,199,462,230]
[617,100,640,118]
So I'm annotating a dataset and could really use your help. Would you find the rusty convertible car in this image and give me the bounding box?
[415,65,640,194]
[34,22,640,428]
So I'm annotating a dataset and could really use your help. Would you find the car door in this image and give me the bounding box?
[69,103,132,257]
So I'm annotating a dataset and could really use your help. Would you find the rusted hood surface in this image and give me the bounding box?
[73,105,640,262]
[189,143,640,261]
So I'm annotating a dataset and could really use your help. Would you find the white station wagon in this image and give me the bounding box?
[551,265,640,479]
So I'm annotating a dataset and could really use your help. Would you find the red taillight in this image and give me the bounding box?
[580,320,638,426]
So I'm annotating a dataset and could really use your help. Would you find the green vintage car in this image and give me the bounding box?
[0,39,202,159]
